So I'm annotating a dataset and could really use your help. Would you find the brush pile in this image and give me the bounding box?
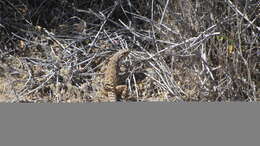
[0,0,259,102]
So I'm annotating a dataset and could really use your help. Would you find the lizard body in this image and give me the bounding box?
[100,49,130,102]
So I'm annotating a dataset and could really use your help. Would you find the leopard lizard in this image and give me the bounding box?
[99,49,130,102]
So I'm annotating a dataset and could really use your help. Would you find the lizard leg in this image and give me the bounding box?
[107,91,117,102]
[116,85,128,101]
[103,83,117,102]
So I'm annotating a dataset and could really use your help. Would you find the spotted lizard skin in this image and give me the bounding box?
[100,49,130,102]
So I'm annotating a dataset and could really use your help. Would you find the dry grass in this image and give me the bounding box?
[0,0,259,102]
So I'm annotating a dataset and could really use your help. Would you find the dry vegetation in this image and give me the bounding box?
[0,0,259,103]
